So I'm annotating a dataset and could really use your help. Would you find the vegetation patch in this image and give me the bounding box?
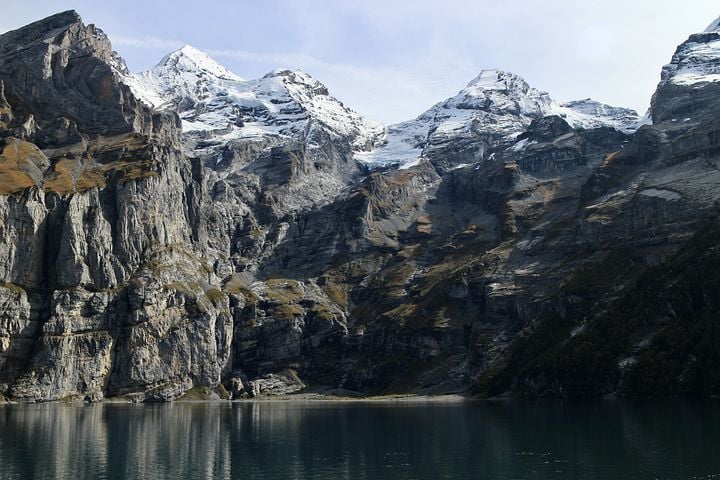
[0,282,25,294]
[223,276,261,303]
[264,279,304,304]
[0,137,43,195]
[179,386,214,401]
[179,385,230,401]
[308,302,339,322]
[0,134,163,196]
[318,274,349,310]
[204,288,225,304]
[216,383,230,400]
[43,156,157,195]
[271,303,305,319]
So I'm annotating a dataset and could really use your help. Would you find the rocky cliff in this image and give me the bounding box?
[1,10,719,402]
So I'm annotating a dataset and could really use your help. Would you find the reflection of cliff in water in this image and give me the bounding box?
[1,401,720,479]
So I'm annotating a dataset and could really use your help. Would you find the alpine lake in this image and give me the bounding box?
[1,397,719,479]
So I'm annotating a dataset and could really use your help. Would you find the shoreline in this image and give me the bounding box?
[226,393,471,404]
[3,393,720,406]
[0,393,473,406]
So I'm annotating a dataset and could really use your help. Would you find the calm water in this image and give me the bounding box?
[0,399,719,479]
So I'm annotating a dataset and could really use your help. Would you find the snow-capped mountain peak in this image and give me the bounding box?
[125,45,242,110]
[704,16,720,33]
[356,69,639,169]
[467,69,531,92]
[158,45,243,81]
[125,47,383,152]
[657,18,720,89]
[550,99,641,132]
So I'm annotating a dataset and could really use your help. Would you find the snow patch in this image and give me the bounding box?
[125,46,383,151]
[660,31,720,88]
[705,16,720,33]
[357,69,639,169]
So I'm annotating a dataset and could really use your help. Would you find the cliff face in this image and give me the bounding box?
[0,11,224,401]
[1,11,719,402]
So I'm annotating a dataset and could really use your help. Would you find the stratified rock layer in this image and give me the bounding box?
[1,11,720,401]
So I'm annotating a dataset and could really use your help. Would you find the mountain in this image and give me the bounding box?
[651,16,720,126]
[1,10,720,402]
[127,45,384,218]
[127,45,382,151]
[356,69,640,171]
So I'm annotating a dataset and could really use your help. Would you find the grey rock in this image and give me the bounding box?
[1,11,720,402]
[247,370,306,397]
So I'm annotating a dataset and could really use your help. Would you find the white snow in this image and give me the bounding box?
[356,69,639,168]
[125,47,642,173]
[126,46,383,151]
[510,138,535,152]
[705,16,720,32]
[548,99,640,133]
[354,116,433,168]
[660,29,720,88]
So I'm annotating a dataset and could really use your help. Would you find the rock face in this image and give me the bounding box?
[127,46,383,218]
[1,10,720,401]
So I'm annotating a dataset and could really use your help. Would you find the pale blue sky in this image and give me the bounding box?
[3,1,720,124]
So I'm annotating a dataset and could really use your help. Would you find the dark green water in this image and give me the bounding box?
[1,399,719,479]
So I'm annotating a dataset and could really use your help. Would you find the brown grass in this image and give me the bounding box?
[264,279,304,303]
[223,275,261,303]
[272,303,305,318]
[0,138,43,194]
[1,133,161,196]
[43,157,157,195]
[414,214,433,234]
[319,277,349,310]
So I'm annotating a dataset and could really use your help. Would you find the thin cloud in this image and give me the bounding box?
[205,48,326,70]
[111,35,184,51]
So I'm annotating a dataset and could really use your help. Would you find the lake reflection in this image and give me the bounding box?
[1,399,719,479]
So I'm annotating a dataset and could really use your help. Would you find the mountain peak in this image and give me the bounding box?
[704,15,720,32]
[156,45,242,81]
[467,69,506,87]
[654,13,720,97]
[37,9,82,28]
[27,10,82,30]
[466,69,530,91]
[263,69,329,94]
[0,10,83,46]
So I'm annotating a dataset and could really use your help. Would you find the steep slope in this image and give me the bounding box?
[651,17,720,125]
[127,46,382,151]
[128,46,384,219]
[0,11,236,402]
[356,69,639,172]
[478,17,720,397]
[2,10,720,402]
[0,12,375,402]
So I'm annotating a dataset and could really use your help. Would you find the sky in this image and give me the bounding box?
[3,1,720,124]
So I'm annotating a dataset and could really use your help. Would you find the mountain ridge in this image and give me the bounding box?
[1,10,720,402]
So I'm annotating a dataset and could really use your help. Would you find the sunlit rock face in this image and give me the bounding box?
[1,10,720,401]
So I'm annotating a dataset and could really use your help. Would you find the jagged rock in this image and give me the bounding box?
[1,10,720,402]
[247,370,306,396]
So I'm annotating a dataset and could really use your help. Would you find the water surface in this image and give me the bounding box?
[1,399,719,479]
